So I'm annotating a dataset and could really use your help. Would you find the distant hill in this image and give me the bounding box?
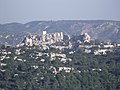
[0,20,120,45]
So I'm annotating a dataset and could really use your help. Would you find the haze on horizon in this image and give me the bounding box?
[0,0,120,24]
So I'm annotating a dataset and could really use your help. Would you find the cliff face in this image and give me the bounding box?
[0,20,120,45]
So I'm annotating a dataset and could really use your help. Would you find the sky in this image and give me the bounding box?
[0,0,120,24]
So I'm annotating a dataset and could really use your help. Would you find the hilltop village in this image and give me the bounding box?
[17,31,120,55]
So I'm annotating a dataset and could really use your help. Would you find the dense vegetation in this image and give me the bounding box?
[0,46,120,90]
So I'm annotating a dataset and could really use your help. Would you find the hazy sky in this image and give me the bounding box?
[0,0,120,24]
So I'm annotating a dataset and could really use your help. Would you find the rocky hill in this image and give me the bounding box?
[0,20,120,45]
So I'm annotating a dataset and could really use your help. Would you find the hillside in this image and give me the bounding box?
[0,20,120,45]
